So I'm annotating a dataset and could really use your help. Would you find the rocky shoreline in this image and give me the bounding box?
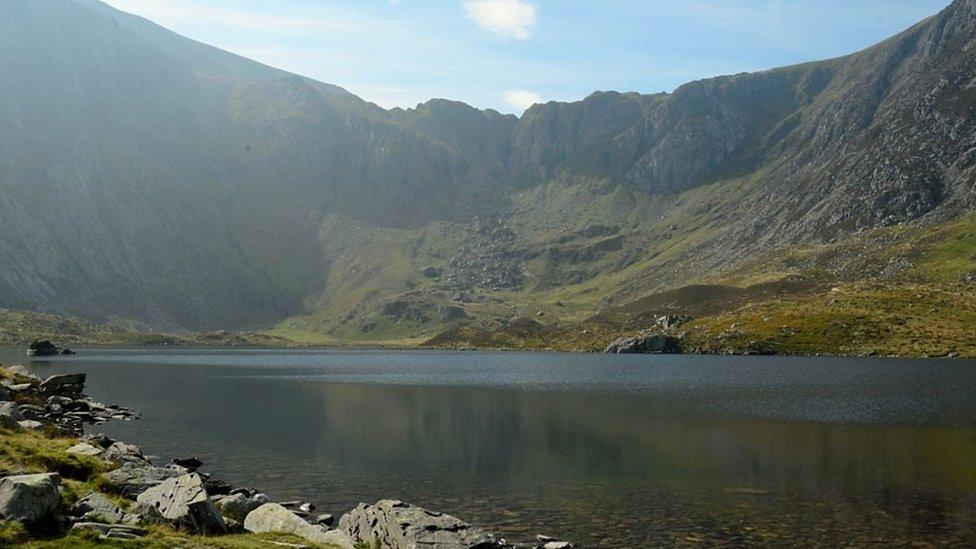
[0,364,573,549]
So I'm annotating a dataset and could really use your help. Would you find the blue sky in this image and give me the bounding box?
[101,0,952,114]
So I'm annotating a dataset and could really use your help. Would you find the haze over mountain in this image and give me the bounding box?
[1,0,974,344]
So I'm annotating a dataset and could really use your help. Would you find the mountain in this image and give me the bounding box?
[0,0,974,350]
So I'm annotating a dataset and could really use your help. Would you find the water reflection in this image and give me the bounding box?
[7,349,976,546]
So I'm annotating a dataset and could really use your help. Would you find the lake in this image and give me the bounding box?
[5,347,976,547]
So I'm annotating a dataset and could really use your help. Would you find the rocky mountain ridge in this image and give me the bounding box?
[0,0,973,339]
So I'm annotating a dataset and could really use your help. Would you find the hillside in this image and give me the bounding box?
[0,0,973,353]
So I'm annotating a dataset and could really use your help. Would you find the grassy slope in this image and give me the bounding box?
[427,214,976,357]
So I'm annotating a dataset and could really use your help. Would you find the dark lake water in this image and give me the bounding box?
[4,347,976,547]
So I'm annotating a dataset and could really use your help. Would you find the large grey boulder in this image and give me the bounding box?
[213,492,269,522]
[0,473,61,522]
[339,499,502,549]
[135,473,227,535]
[39,373,86,396]
[0,402,24,431]
[105,463,184,498]
[102,442,150,465]
[70,492,127,524]
[244,503,354,549]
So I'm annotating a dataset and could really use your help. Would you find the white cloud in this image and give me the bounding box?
[503,89,543,112]
[464,0,537,40]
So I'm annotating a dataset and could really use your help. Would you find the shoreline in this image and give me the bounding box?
[0,364,573,548]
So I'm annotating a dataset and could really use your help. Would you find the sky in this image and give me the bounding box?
[100,0,953,114]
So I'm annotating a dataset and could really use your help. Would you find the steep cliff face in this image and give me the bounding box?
[0,0,973,333]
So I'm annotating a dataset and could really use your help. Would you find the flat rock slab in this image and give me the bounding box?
[339,499,502,549]
[67,442,104,457]
[136,473,227,535]
[105,463,185,498]
[71,492,128,524]
[0,473,61,522]
[245,503,354,549]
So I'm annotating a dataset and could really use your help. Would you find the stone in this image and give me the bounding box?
[71,492,127,523]
[72,522,148,539]
[6,365,34,379]
[0,473,61,522]
[17,420,44,431]
[544,542,573,549]
[214,492,269,522]
[39,373,86,396]
[105,463,184,498]
[315,513,334,527]
[172,457,204,473]
[245,503,354,549]
[339,500,502,549]
[67,442,104,457]
[299,502,315,513]
[135,473,227,535]
[102,441,150,465]
[83,433,116,449]
[0,402,24,431]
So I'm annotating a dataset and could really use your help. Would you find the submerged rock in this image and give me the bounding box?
[339,499,503,549]
[26,340,60,357]
[0,473,61,523]
[135,473,227,535]
[244,503,354,548]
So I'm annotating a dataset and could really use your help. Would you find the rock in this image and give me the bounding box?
[422,266,443,279]
[213,492,269,522]
[135,473,227,535]
[6,365,34,379]
[245,503,354,549]
[339,499,502,549]
[17,420,44,431]
[315,513,334,527]
[71,492,127,523]
[544,542,573,549]
[0,402,24,431]
[105,463,184,497]
[102,442,150,465]
[172,457,204,473]
[39,373,86,396]
[72,522,148,539]
[82,433,116,449]
[299,502,315,513]
[604,334,682,354]
[0,473,61,522]
[67,442,104,457]
[26,340,61,357]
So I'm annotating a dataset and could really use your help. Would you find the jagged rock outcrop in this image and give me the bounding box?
[339,499,503,549]
[135,473,228,535]
[604,334,683,354]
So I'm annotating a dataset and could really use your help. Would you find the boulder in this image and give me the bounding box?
[105,463,184,498]
[39,373,86,396]
[339,499,502,549]
[244,503,354,549]
[0,473,61,522]
[172,457,204,473]
[135,473,227,535]
[17,420,44,431]
[102,442,150,465]
[72,522,148,539]
[213,492,269,522]
[71,492,127,523]
[67,442,104,457]
[0,402,24,431]
[604,334,682,354]
[6,365,34,379]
